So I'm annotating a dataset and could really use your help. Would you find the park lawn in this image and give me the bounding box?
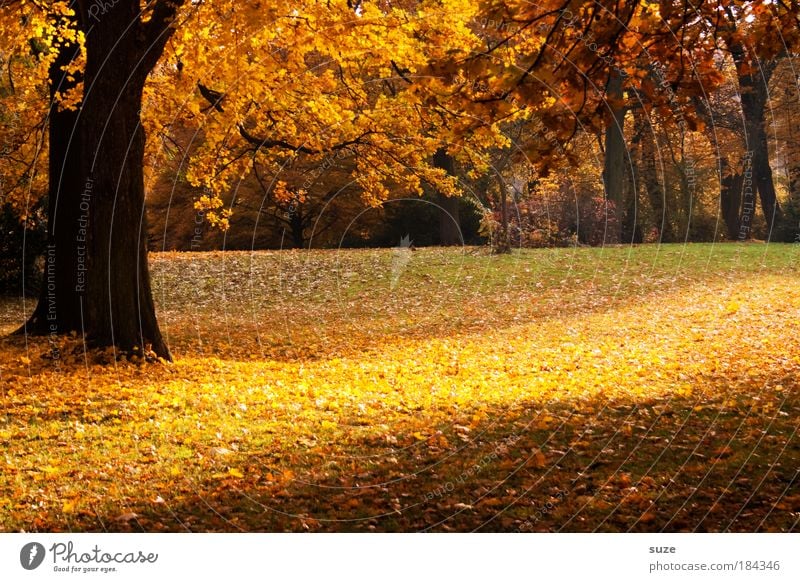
[0,243,799,532]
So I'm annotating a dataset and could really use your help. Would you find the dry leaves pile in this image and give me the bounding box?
[1,244,798,531]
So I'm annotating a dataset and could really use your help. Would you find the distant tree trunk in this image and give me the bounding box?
[493,172,510,253]
[633,106,674,242]
[602,71,626,244]
[19,9,85,335]
[289,211,305,249]
[788,130,800,201]
[624,110,642,244]
[780,77,800,241]
[719,158,744,240]
[438,195,461,245]
[657,119,692,238]
[730,44,782,237]
[623,157,642,244]
[690,94,744,241]
[675,159,693,237]
[433,148,461,245]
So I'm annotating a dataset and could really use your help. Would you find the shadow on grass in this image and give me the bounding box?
[23,366,797,534]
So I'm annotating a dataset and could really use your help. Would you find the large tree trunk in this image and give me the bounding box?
[602,71,626,244]
[76,0,179,359]
[745,103,781,236]
[18,3,85,335]
[788,116,800,201]
[81,82,167,358]
[18,1,183,358]
[432,149,461,246]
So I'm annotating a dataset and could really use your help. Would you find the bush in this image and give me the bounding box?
[0,203,46,296]
[484,183,618,248]
[773,197,800,242]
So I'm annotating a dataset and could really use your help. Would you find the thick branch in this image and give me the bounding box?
[238,123,372,155]
[140,0,186,72]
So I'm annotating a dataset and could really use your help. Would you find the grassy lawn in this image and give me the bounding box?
[1,243,799,532]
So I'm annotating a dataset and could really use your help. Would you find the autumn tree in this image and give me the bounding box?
[764,57,800,242]
[5,0,485,358]
[695,1,800,238]
[691,61,751,241]
[5,0,185,359]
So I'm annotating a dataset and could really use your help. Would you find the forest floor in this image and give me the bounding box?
[1,243,799,532]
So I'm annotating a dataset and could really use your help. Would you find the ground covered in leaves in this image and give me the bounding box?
[1,243,799,532]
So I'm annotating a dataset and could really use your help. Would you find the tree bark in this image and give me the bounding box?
[602,71,626,244]
[788,127,800,203]
[432,148,461,246]
[17,1,185,358]
[73,0,182,359]
[719,159,744,240]
[494,172,510,253]
[784,84,800,242]
[18,3,85,335]
[623,136,642,244]
[730,44,782,237]
[289,211,305,249]
[632,106,674,242]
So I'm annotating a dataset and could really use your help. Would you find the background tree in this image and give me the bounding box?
[697,1,800,238]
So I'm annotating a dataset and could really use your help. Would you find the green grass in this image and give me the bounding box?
[1,243,799,532]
